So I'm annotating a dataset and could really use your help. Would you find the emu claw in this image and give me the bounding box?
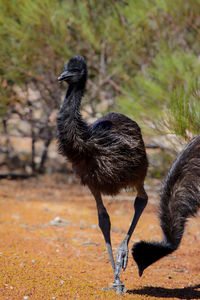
[102,279,127,295]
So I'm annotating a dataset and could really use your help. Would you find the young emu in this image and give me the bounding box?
[57,56,148,294]
[132,134,200,277]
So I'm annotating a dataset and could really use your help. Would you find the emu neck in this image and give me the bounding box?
[57,81,89,159]
[60,82,85,115]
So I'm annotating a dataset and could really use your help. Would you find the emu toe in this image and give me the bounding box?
[115,245,129,274]
[103,278,127,295]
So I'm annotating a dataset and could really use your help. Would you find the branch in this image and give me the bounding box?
[0,172,35,180]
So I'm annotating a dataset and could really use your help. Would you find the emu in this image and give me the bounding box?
[57,55,148,294]
[132,134,200,276]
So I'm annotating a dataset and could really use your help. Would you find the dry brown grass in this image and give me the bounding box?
[0,176,200,299]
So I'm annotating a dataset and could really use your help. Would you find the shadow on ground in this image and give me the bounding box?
[127,284,200,299]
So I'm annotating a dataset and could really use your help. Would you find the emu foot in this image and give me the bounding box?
[115,242,129,275]
[102,278,127,295]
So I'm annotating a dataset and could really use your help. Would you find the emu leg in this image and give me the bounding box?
[97,210,127,294]
[115,185,148,282]
[90,190,115,275]
[90,189,127,294]
[98,210,115,272]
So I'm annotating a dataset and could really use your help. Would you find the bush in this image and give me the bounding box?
[0,0,199,174]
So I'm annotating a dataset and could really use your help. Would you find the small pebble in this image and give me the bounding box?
[149,225,155,230]
[24,297,29,300]
[32,259,35,263]
[60,280,64,285]
[10,286,14,290]
[90,224,98,229]
[49,216,71,226]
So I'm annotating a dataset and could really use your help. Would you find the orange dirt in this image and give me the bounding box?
[0,176,200,300]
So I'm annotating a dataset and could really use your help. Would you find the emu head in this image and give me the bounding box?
[58,56,87,84]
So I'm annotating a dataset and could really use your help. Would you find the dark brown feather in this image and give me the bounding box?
[132,134,200,275]
[57,56,148,196]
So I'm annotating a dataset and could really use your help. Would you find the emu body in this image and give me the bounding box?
[57,56,148,294]
[132,134,200,276]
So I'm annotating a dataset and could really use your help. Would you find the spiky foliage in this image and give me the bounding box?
[115,1,200,138]
[168,81,200,139]
[0,0,200,173]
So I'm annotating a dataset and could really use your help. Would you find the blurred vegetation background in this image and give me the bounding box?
[0,0,200,177]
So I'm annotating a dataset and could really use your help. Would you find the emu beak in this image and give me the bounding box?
[58,70,71,82]
[138,265,144,277]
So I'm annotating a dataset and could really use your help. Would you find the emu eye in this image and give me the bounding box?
[71,68,80,72]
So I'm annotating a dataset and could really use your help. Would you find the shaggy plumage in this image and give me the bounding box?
[57,57,148,195]
[57,56,148,294]
[132,134,200,276]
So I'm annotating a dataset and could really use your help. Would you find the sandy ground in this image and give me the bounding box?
[0,176,200,300]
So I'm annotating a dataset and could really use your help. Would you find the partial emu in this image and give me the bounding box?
[57,56,148,294]
[132,134,200,276]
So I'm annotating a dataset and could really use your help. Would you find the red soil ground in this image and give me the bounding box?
[0,176,200,299]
